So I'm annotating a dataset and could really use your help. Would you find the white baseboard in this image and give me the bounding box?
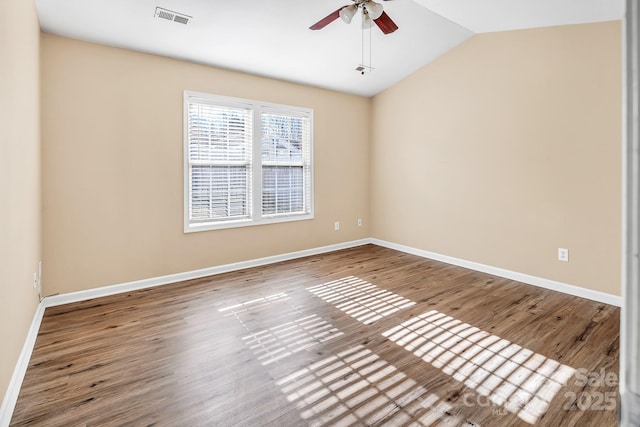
[0,302,45,427]
[1,237,621,425]
[43,239,371,308]
[370,238,622,307]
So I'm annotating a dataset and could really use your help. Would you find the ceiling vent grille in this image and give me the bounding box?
[154,7,192,25]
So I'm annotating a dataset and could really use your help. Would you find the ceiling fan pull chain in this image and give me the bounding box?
[361,18,365,74]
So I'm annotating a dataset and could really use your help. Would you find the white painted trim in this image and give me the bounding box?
[370,238,622,307]
[622,1,640,422]
[0,303,45,427]
[43,239,371,308]
[183,90,315,234]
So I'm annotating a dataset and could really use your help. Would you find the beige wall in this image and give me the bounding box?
[41,22,622,297]
[371,21,622,295]
[0,0,41,405]
[41,34,371,296]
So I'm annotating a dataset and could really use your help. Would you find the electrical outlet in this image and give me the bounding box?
[334,221,340,231]
[357,218,362,227]
[558,248,569,262]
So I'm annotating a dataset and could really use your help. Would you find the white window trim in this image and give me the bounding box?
[183,91,314,233]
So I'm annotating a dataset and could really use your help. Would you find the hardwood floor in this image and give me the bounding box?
[10,244,619,426]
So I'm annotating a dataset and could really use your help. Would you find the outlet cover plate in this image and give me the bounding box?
[558,248,569,262]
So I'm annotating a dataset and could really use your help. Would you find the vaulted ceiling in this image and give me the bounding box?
[35,0,623,97]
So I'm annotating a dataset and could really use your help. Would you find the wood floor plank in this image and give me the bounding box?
[10,244,619,426]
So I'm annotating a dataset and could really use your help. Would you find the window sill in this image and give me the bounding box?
[184,212,314,233]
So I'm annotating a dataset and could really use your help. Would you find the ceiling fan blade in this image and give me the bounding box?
[309,7,344,30]
[373,11,398,34]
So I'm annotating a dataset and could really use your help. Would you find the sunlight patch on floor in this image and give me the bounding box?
[275,345,460,426]
[307,276,415,325]
[242,314,344,365]
[218,292,290,315]
[382,310,576,424]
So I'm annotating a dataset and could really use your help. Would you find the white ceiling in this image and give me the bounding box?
[413,0,624,33]
[34,0,623,97]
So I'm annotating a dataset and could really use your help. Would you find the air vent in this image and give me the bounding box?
[154,7,192,25]
[173,15,190,25]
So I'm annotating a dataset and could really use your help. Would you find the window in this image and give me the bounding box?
[184,91,313,232]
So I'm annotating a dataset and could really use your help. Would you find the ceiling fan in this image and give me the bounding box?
[310,0,399,34]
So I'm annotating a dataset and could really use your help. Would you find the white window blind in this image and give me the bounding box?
[261,110,311,217]
[187,101,253,223]
[184,92,313,232]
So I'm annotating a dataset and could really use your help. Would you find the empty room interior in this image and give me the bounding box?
[1,0,637,426]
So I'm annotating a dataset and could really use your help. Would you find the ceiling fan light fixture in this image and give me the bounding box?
[365,1,384,20]
[339,5,357,24]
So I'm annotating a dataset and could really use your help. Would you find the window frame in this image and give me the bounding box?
[183,91,314,233]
